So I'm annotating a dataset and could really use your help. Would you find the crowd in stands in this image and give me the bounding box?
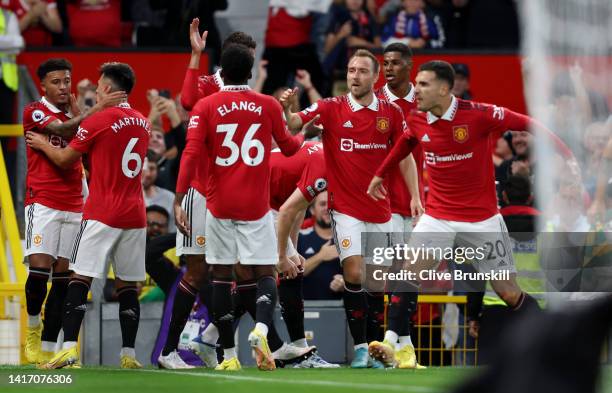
[0,0,520,51]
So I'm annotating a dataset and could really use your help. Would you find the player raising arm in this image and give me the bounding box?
[367,61,576,368]
[177,44,302,371]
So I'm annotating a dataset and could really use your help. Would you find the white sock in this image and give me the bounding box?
[62,341,77,350]
[399,336,413,348]
[292,338,308,348]
[272,342,288,357]
[255,322,268,336]
[384,330,399,345]
[41,341,56,352]
[120,347,135,358]
[201,323,219,344]
[223,347,237,359]
[28,314,41,328]
[354,343,368,351]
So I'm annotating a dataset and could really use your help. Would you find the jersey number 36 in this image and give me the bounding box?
[215,123,264,167]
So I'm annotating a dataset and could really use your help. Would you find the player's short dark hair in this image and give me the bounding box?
[220,44,254,84]
[99,62,136,94]
[222,31,257,52]
[37,58,72,81]
[349,49,380,74]
[504,175,532,205]
[146,205,169,221]
[419,60,455,89]
[383,43,413,64]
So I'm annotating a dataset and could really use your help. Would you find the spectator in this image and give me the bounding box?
[493,131,514,167]
[582,122,611,196]
[0,7,23,196]
[255,59,322,110]
[143,150,176,233]
[298,192,343,300]
[3,0,62,46]
[75,78,97,112]
[148,93,185,160]
[495,131,533,205]
[66,0,121,47]
[262,1,328,99]
[381,0,445,49]
[499,175,540,234]
[547,67,595,163]
[323,0,381,76]
[148,128,174,192]
[451,63,471,99]
[146,204,170,238]
[144,205,182,297]
[547,177,590,232]
[146,93,187,192]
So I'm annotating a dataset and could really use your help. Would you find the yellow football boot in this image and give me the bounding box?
[214,357,241,371]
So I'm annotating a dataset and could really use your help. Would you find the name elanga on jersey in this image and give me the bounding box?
[217,101,262,117]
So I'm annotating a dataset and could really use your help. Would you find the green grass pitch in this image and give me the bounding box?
[1,366,612,393]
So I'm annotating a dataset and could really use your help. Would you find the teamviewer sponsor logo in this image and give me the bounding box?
[425,151,474,165]
[340,138,387,152]
[340,138,354,151]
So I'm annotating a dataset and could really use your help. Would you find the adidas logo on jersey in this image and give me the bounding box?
[343,120,353,128]
[422,134,431,142]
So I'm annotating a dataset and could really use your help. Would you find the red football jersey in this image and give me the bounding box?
[4,0,56,46]
[264,7,312,48]
[269,141,326,210]
[183,85,302,220]
[298,94,406,223]
[23,97,83,212]
[180,68,223,111]
[376,97,572,222]
[69,103,150,228]
[376,84,425,216]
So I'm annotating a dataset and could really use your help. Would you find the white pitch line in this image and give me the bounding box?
[132,368,437,393]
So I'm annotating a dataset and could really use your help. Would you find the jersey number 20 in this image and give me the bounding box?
[215,123,264,167]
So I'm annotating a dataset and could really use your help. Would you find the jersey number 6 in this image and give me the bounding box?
[122,137,143,178]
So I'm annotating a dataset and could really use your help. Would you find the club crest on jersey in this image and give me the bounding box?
[376,117,390,133]
[453,125,469,143]
[196,236,206,247]
[341,237,351,249]
[33,234,42,246]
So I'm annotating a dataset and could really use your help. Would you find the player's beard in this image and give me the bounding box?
[352,87,371,100]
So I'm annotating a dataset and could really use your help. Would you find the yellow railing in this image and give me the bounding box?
[414,295,477,367]
[0,283,27,364]
[0,124,26,283]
